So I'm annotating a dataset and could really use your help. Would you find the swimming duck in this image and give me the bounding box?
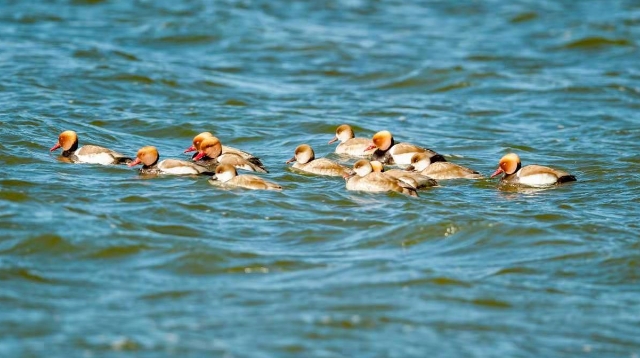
[491,153,576,187]
[184,132,263,164]
[286,144,353,177]
[345,160,418,197]
[370,160,437,189]
[364,130,445,165]
[128,146,210,175]
[328,124,376,156]
[193,137,268,173]
[208,164,282,191]
[50,130,132,165]
[406,153,483,180]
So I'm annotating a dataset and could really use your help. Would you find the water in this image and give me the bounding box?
[1,0,640,356]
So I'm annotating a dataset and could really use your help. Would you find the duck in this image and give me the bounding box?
[193,137,268,173]
[208,164,282,191]
[184,132,263,164]
[328,124,376,156]
[364,130,446,165]
[370,161,438,189]
[50,130,132,165]
[285,144,353,177]
[128,146,210,175]
[491,153,577,187]
[406,153,483,180]
[345,160,418,197]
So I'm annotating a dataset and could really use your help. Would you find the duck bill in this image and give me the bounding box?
[490,167,503,178]
[405,165,415,171]
[342,172,355,180]
[128,158,142,167]
[184,145,196,153]
[193,151,206,161]
[50,143,61,152]
[285,157,296,164]
[364,143,377,152]
[328,136,338,144]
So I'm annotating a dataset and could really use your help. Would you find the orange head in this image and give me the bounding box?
[491,153,521,178]
[193,136,222,161]
[365,130,393,152]
[50,130,78,152]
[184,132,213,153]
[129,146,159,167]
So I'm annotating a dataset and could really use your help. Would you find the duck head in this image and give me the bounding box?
[491,153,521,178]
[184,132,213,153]
[286,144,315,164]
[129,146,159,167]
[193,137,222,161]
[212,164,237,183]
[50,130,78,152]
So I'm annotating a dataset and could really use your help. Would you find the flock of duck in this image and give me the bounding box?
[50,125,577,196]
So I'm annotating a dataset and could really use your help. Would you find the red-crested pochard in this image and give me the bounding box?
[345,160,418,197]
[364,130,445,165]
[50,130,132,165]
[286,144,353,177]
[407,153,483,180]
[128,146,210,175]
[184,132,263,164]
[208,164,282,191]
[370,160,437,189]
[328,124,376,156]
[491,153,576,187]
[193,137,268,173]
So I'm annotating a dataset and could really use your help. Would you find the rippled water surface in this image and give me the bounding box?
[2,0,640,357]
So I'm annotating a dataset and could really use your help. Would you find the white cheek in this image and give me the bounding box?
[75,152,114,165]
[518,173,558,187]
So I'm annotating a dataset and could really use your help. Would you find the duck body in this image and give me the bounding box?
[292,158,352,177]
[287,144,353,177]
[367,131,445,165]
[51,131,132,165]
[500,165,576,187]
[216,175,282,190]
[346,172,418,197]
[67,145,132,165]
[380,169,437,189]
[139,159,210,175]
[345,160,418,197]
[407,153,481,180]
[193,137,268,173]
[329,125,375,156]
[129,146,210,175]
[185,132,265,167]
[194,154,268,173]
[492,153,576,187]
[372,142,444,166]
[417,162,482,180]
[369,161,437,189]
[336,138,375,156]
[208,164,282,191]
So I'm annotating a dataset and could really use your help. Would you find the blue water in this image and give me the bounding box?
[1,1,640,357]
